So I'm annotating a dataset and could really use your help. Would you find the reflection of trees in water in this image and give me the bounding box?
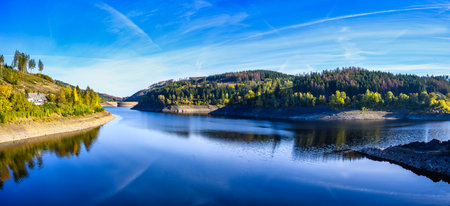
[199,121,432,162]
[201,130,282,152]
[202,130,281,143]
[201,122,392,161]
[0,128,100,189]
[291,122,385,161]
[292,122,385,149]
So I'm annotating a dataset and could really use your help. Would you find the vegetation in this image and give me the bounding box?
[139,68,450,113]
[0,51,104,123]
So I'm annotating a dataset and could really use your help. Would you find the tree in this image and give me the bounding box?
[28,59,36,73]
[38,59,44,73]
[329,90,347,109]
[73,87,79,104]
[12,50,19,68]
[12,50,29,72]
[0,54,4,76]
[384,91,395,105]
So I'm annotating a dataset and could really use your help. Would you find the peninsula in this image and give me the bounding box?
[131,68,450,121]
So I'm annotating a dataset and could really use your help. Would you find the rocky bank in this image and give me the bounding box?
[133,104,450,121]
[359,139,449,179]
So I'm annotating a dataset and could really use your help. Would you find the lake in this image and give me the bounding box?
[0,107,449,205]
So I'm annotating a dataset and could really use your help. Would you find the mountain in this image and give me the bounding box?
[134,68,450,113]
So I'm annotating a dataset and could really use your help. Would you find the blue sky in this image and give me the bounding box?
[1,0,449,96]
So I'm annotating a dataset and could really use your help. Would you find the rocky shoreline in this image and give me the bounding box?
[358,139,449,182]
[0,111,115,144]
[132,104,450,121]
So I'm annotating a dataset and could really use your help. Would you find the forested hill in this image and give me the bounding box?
[55,80,122,102]
[137,68,450,113]
[0,51,105,123]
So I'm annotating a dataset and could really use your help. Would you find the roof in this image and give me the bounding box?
[25,93,47,101]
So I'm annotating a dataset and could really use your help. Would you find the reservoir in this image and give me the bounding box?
[0,107,449,205]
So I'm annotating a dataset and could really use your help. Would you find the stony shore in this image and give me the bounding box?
[359,139,449,180]
[132,104,450,121]
[0,111,115,144]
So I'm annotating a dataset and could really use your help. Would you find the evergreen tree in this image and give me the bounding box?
[28,59,36,73]
[38,59,44,73]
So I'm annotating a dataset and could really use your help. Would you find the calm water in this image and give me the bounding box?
[0,107,449,205]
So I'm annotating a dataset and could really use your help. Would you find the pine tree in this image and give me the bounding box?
[38,59,44,73]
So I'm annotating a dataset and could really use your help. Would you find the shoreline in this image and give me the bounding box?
[132,104,450,121]
[358,139,449,182]
[0,111,115,144]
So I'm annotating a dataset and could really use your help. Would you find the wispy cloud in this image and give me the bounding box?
[183,12,248,34]
[95,2,160,50]
[247,5,446,39]
[435,36,450,40]
[184,0,212,18]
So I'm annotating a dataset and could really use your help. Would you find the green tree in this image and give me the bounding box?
[12,50,30,72]
[384,91,395,105]
[28,59,36,73]
[0,54,4,76]
[38,59,44,73]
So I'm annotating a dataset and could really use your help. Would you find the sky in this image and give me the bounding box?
[1,0,450,96]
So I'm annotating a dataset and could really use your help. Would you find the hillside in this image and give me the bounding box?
[0,51,105,123]
[55,80,122,102]
[1,68,61,94]
[135,68,450,113]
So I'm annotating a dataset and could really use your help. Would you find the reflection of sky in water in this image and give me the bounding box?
[0,107,449,205]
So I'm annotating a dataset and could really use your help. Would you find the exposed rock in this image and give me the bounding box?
[359,139,450,179]
[133,104,450,121]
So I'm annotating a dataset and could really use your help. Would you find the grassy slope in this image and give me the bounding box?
[0,69,62,95]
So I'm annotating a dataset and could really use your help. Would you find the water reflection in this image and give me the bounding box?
[0,128,100,189]
[118,107,449,165]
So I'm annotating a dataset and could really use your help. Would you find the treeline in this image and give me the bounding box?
[139,68,450,113]
[0,51,104,123]
[7,50,44,73]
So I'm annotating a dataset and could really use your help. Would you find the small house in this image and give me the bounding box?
[25,93,47,105]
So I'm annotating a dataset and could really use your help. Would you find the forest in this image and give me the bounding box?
[139,68,450,113]
[0,51,104,123]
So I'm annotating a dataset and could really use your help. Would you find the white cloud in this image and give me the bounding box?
[246,5,446,39]
[95,2,160,50]
[367,64,450,75]
[183,12,248,34]
[184,0,212,18]
[435,36,450,40]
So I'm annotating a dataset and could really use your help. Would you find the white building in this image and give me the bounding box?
[25,93,47,105]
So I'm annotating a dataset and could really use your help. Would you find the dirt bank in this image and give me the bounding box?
[100,101,139,108]
[0,111,115,144]
[133,104,450,121]
[133,104,218,114]
[101,102,118,107]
